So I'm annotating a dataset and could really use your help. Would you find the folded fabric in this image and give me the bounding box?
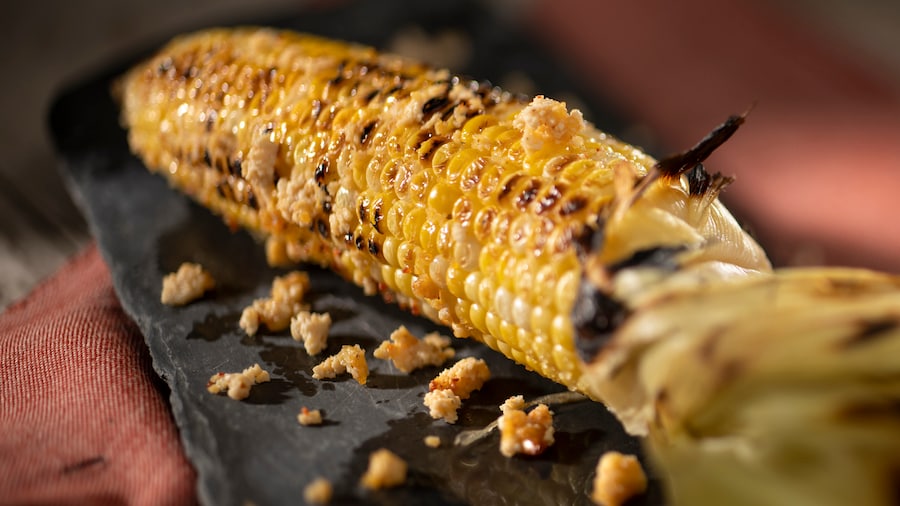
[0,244,196,505]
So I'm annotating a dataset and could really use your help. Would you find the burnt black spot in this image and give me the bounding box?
[363,89,380,103]
[843,318,900,348]
[322,201,332,214]
[205,111,216,132]
[368,240,380,256]
[372,201,384,233]
[413,130,433,149]
[571,279,630,362]
[559,197,587,216]
[441,102,461,121]
[536,184,564,214]
[247,189,258,210]
[355,234,365,250]
[315,160,329,186]
[515,179,541,210]
[360,121,377,145]
[330,60,347,85]
[263,122,274,134]
[422,96,450,117]
[386,84,403,96]
[343,232,354,244]
[203,149,212,167]
[215,181,229,199]
[498,174,523,201]
[181,65,197,80]
[655,113,746,177]
[317,219,329,238]
[358,198,369,223]
[231,158,242,176]
[609,246,686,274]
[573,223,600,258]
[157,58,173,74]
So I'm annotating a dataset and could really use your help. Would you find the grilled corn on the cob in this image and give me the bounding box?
[118,28,900,505]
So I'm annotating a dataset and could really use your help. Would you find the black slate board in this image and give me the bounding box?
[49,1,666,504]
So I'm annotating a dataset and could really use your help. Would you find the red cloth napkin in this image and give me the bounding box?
[0,244,196,505]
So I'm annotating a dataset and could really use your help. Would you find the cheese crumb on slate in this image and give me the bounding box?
[297,407,323,426]
[312,344,369,385]
[497,397,555,457]
[303,477,333,504]
[239,271,310,336]
[373,325,455,373]
[161,262,215,306]
[423,435,441,448]
[590,451,648,506]
[360,449,407,490]
[290,311,332,355]
[207,363,270,400]
[423,357,490,423]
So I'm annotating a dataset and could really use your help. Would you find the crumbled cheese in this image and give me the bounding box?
[497,400,555,457]
[160,262,215,306]
[275,176,321,227]
[297,407,323,426]
[500,395,526,414]
[360,449,407,490]
[423,357,490,423]
[590,452,648,506]
[312,344,369,385]
[423,435,441,448]
[207,363,271,400]
[243,126,278,211]
[239,271,310,335]
[373,325,455,373]
[513,96,585,154]
[428,357,490,396]
[423,389,462,424]
[291,311,332,355]
[303,477,333,505]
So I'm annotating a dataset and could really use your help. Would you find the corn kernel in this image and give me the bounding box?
[469,302,487,333]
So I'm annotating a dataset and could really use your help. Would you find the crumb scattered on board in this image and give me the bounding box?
[423,357,490,423]
[497,395,555,457]
[297,407,323,426]
[423,435,441,448]
[207,363,270,400]
[373,325,455,373]
[590,451,648,506]
[291,311,332,355]
[239,271,310,335]
[360,448,407,490]
[303,477,333,504]
[160,262,215,306]
[312,344,369,385]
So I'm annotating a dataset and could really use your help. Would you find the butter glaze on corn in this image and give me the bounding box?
[119,27,770,398]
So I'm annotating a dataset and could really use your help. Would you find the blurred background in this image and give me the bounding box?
[2,0,900,309]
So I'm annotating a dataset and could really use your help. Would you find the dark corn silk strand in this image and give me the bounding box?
[118,27,769,400]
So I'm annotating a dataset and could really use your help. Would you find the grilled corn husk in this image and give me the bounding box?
[118,28,900,505]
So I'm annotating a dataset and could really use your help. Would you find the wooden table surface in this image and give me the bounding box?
[3,0,900,309]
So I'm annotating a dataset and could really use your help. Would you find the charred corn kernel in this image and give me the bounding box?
[119,28,772,404]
